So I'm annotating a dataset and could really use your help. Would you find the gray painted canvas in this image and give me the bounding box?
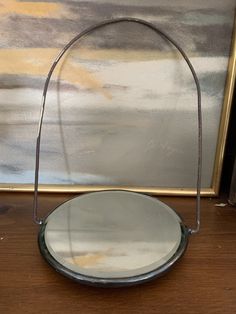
[0,0,235,189]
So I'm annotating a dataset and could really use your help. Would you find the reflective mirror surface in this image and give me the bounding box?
[39,191,188,285]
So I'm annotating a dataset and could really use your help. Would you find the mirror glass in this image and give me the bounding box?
[43,191,183,279]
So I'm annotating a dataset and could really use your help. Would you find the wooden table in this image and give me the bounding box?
[0,193,236,314]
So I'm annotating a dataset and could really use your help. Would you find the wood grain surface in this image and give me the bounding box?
[0,193,236,314]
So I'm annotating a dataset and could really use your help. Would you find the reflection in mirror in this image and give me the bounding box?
[40,191,187,282]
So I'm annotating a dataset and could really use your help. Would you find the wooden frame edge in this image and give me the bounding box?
[211,12,236,196]
[0,184,216,196]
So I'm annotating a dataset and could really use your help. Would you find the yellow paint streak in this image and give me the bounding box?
[0,48,111,99]
[71,47,197,61]
[61,61,112,99]
[71,253,105,268]
[0,0,63,17]
[0,47,193,97]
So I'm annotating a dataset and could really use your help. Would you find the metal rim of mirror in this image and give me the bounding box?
[33,17,202,287]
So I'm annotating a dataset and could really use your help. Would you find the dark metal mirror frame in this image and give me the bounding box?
[38,192,189,287]
[34,17,202,287]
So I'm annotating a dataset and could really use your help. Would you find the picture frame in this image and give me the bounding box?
[0,2,235,196]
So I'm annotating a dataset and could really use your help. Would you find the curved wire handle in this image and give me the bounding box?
[33,17,202,234]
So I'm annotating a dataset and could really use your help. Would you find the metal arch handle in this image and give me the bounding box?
[33,17,202,234]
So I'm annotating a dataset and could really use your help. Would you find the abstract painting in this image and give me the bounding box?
[0,0,235,194]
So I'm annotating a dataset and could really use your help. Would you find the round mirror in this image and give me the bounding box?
[39,190,189,286]
[34,17,202,287]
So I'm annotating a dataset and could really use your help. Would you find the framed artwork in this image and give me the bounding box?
[0,1,235,196]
